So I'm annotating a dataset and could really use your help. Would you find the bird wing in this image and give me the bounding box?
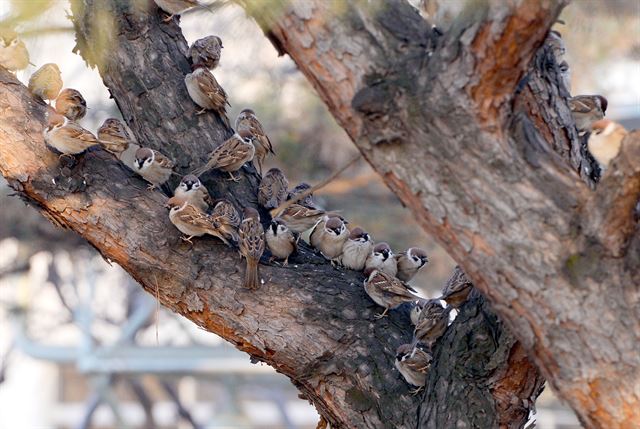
[196,71,228,107]
[569,97,595,113]
[64,122,99,144]
[153,150,175,169]
[371,272,417,299]
[176,204,214,230]
[209,137,251,169]
[239,219,265,258]
[282,204,325,220]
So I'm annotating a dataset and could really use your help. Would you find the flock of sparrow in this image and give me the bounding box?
[0,2,632,392]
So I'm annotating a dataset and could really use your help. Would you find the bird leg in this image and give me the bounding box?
[227,172,240,182]
[374,308,389,319]
[410,386,424,396]
[162,13,176,23]
[147,184,157,191]
[180,236,194,245]
[195,108,207,115]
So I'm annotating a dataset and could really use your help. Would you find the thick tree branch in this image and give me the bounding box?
[239,1,640,428]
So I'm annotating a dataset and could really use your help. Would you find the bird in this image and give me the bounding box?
[133,147,175,190]
[410,299,428,326]
[43,112,99,156]
[395,343,432,392]
[166,196,232,245]
[413,300,451,349]
[396,247,429,282]
[174,174,212,212]
[365,242,398,277]
[258,168,289,209]
[0,28,30,72]
[28,63,63,103]
[287,182,316,208]
[154,0,203,21]
[309,216,349,260]
[363,269,419,319]
[97,118,141,170]
[184,64,230,125]
[192,133,254,181]
[569,95,607,134]
[436,266,474,309]
[266,218,297,265]
[275,204,327,234]
[588,119,628,170]
[54,88,87,121]
[338,227,373,271]
[209,199,240,244]
[188,35,223,70]
[235,109,274,174]
[239,207,265,290]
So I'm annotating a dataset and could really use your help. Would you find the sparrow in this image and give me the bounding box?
[266,218,297,265]
[54,88,87,121]
[210,199,241,243]
[184,64,230,125]
[436,266,474,309]
[396,247,429,282]
[363,269,419,319]
[258,167,289,209]
[287,182,316,208]
[28,63,63,103]
[239,207,265,290]
[154,0,202,21]
[134,147,175,190]
[188,35,223,70]
[275,204,327,234]
[0,28,30,72]
[174,174,212,212]
[413,300,451,349]
[166,196,232,244]
[192,133,254,181]
[309,216,349,260]
[338,227,373,271]
[395,343,432,391]
[235,109,274,174]
[365,242,398,277]
[569,95,607,134]
[588,119,628,170]
[43,112,99,156]
[410,299,429,326]
[97,118,141,170]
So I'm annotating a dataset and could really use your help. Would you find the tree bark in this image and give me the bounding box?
[0,1,546,428]
[239,1,640,428]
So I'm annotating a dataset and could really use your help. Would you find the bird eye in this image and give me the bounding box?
[193,182,199,189]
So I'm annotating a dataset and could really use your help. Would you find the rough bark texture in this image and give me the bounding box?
[239,0,640,428]
[0,1,548,428]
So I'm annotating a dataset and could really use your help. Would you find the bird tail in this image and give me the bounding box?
[192,161,211,177]
[244,258,260,290]
[220,111,231,129]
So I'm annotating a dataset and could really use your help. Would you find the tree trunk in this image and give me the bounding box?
[238,1,640,428]
[1,0,637,428]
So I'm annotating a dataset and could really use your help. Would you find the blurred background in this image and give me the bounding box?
[0,0,638,428]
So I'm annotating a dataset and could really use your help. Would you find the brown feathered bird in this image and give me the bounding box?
[239,207,265,290]
[55,88,87,121]
[192,133,255,180]
[184,64,230,126]
[258,167,289,209]
[29,63,63,103]
[363,269,419,319]
[235,109,274,174]
[188,35,223,70]
[436,266,474,309]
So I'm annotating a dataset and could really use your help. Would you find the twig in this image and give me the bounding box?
[270,153,362,217]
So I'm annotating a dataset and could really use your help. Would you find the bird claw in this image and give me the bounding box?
[180,236,194,245]
[227,172,240,182]
[195,109,207,115]
[410,387,423,395]
[147,184,157,191]
[374,309,389,320]
[162,14,175,23]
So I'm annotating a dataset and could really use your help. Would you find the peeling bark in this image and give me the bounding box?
[0,1,548,427]
[239,0,640,428]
